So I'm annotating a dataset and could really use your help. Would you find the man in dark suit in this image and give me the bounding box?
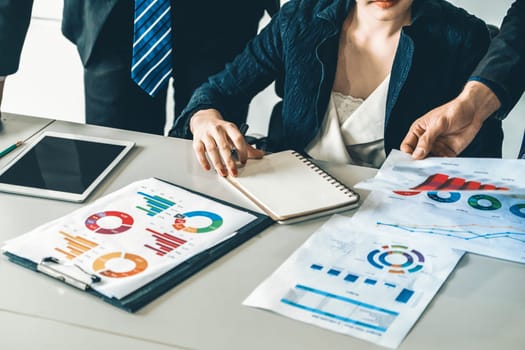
[401,0,525,159]
[0,0,279,135]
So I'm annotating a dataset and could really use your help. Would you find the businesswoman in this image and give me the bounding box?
[170,0,502,176]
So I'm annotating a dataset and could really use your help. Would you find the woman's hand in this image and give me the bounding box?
[190,109,264,176]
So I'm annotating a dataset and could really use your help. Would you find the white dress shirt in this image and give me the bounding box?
[305,75,389,168]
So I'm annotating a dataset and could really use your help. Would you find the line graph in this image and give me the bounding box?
[353,189,525,263]
[377,222,525,244]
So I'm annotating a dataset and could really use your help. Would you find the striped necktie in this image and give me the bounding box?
[131,0,173,97]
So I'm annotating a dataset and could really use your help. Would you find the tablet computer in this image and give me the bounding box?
[0,131,134,202]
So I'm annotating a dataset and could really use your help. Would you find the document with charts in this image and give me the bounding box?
[355,150,525,194]
[352,190,525,263]
[243,215,463,349]
[2,178,264,301]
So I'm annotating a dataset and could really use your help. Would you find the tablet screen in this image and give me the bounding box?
[0,132,134,201]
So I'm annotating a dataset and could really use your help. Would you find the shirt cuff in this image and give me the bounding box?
[468,76,509,120]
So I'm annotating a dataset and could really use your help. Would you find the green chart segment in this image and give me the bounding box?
[426,192,525,217]
[467,194,502,211]
[173,211,223,233]
[136,191,176,216]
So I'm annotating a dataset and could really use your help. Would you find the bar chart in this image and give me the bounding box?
[54,230,98,260]
[144,227,187,256]
[136,191,175,217]
[308,263,416,304]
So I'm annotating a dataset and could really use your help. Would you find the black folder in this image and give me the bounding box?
[3,178,273,313]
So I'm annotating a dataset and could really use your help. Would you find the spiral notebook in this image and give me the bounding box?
[225,150,360,224]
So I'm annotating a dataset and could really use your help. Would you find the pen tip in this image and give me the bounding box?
[16,141,23,147]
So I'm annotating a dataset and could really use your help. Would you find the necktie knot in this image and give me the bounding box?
[131,0,173,97]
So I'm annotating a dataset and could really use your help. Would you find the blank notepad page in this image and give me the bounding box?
[225,151,359,222]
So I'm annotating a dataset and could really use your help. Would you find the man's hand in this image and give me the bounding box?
[190,108,264,177]
[401,81,501,159]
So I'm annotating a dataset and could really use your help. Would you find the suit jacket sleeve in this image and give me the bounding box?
[0,0,34,75]
[470,0,525,118]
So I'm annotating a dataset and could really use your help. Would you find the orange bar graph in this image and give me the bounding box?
[54,230,98,260]
[64,237,91,251]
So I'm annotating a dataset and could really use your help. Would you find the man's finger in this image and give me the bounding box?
[400,130,419,154]
[412,116,448,159]
[401,121,429,158]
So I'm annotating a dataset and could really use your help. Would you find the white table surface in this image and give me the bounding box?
[0,113,523,350]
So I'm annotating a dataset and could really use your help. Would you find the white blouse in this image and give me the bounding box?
[305,75,390,168]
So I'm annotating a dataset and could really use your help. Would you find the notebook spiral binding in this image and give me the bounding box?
[291,151,358,197]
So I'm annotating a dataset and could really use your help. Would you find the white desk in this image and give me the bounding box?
[1,113,523,350]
